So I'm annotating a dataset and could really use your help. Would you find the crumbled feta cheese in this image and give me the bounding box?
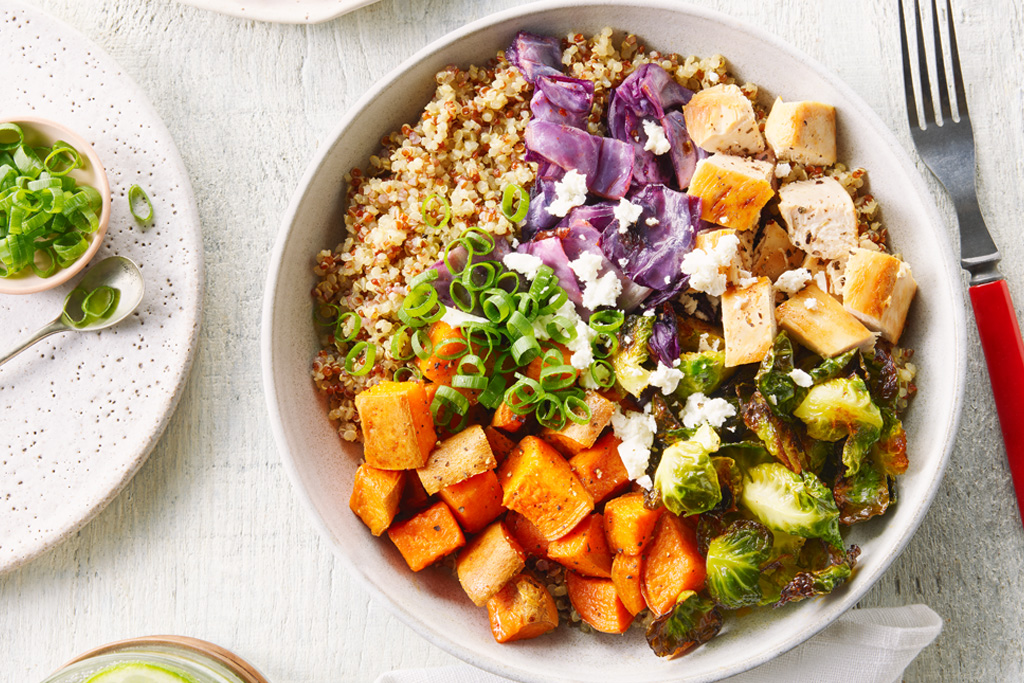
[635,474,653,490]
[569,252,604,283]
[642,119,672,155]
[680,293,699,315]
[580,271,622,309]
[611,405,657,480]
[680,234,740,296]
[440,307,489,329]
[613,198,644,232]
[546,169,588,217]
[697,333,722,353]
[789,368,813,387]
[533,300,598,371]
[618,258,629,268]
[645,217,659,226]
[774,268,812,295]
[502,252,545,280]
[649,361,685,395]
[775,162,792,178]
[681,392,736,429]
[511,238,520,248]
[813,271,828,291]
[737,269,759,288]
[804,298,819,310]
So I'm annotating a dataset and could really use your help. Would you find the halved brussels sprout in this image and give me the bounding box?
[793,377,883,476]
[645,590,723,658]
[705,519,773,609]
[654,424,722,516]
[740,462,843,549]
[613,312,655,397]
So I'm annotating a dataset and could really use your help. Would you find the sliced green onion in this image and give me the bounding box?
[493,351,518,375]
[539,362,577,392]
[506,310,534,340]
[564,394,592,425]
[344,342,376,376]
[43,145,81,176]
[334,311,361,343]
[30,245,56,278]
[62,286,89,325]
[0,123,24,152]
[393,365,423,382]
[390,325,415,361]
[589,310,625,334]
[435,336,469,361]
[421,194,451,230]
[449,279,476,313]
[478,375,507,409]
[83,285,117,318]
[128,184,154,222]
[402,283,439,317]
[505,375,543,415]
[589,359,616,388]
[515,292,538,319]
[462,227,495,256]
[463,260,497,291]
[457,354,486,376]
[501,183,530,223]
[411,328,433,360]
[443,239,470,278]
[452,374,488,391]
[482,289,514,323]
[592,332,619,359]
[494,270,520,293]
[510,334,541,366]
[62,284,120,328]
[431,385,470,423]
[535,395,566,430]
[545,315,578,345]
[408,268,439,289]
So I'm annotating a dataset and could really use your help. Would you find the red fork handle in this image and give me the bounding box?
[969,279,1024,523]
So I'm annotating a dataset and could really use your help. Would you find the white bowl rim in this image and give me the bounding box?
[261,1,968,680]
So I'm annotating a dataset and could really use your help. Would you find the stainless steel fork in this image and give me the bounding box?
[900,0,1024,523]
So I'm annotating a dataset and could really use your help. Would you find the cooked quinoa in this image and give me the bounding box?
[311,27,894,443]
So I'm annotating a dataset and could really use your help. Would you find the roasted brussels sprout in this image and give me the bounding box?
[705,519,774,609]
[793,377,883,476]
[773,541,861,607]
[710,456,743,513]
[655,424,723,516]
[756,332,806,418]
[646,590,723,658]
[873,408,909,477]
[740,462,843,549]
[834,461,890,525]
[809,349,856,384]
[742,391,819,474]
[673,350,728,401]
[613,312,655,396]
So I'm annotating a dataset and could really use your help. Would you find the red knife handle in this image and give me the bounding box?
[969,279,1024,519]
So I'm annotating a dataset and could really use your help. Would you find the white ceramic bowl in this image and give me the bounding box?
[0,116,111,295]
[262,3,967,681]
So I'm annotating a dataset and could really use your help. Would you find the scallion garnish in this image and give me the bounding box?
[421,193,451,230]
[344,341,376,376]
[501,183,530,223]
[128,184,154,223]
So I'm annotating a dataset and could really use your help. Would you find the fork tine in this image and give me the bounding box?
[911,0,936,126]
[929,0,952,121]
[944,0,969,118]
[898,0,921,129]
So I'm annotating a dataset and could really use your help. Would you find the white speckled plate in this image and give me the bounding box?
[0,1,203,574]
[175,0,381,24]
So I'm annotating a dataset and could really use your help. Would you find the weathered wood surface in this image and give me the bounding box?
[2,0,1023,681]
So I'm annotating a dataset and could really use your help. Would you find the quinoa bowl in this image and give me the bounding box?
[261,2,966,681]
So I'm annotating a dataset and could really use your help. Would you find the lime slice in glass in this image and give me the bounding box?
[84,662,197,683]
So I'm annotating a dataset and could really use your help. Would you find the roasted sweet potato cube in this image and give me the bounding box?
[499,436,594,541]
[566,571,635,634]
[417,425,497,495]
[547,513,613,578]
[438,469,504,534]
[641,514,706,616]
[399,472,432,515]
[506,511,551,558]
[611,553,647,616]
[491,401,529,433]
[487,573,559,643]
[776,284,875,358]
[416,321,469,386]
[484,426,517,463]
[603,492,662,555]
[524,344,575,383]
[355,381,437,470]
[388,501,465,572]
[457,522,526,606]
[541,391,616,456]
[569,433,629,504]
[349,465,405,537]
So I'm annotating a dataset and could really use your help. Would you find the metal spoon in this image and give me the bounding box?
[0,256,145,368]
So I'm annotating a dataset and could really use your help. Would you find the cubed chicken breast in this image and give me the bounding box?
[764,98,837,166]
[775,284,875,357]
[683,84,765,155]
[777,177,857,261]
[722,277,776,367]
[751,221,806,281]
[688,154,775,232]
[695,228,754,281]
[841,248,917,343]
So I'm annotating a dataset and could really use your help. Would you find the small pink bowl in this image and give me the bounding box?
[0,116,111,295]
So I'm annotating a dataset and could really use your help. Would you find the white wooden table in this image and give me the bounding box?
[3,1,1023,681]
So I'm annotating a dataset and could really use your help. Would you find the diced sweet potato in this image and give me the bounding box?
[506,511,551,558]
[355,381,437,470]
[438,469,504,534]
[388,501,465,572]
[547,514,613,578]
[484,426,517,463]
[603,492,662,556]
[524,344,575,383]
[491,401,529,433]
[541,391,616,456]
[416,321,468,386]
[611,553,647,616]
[499,436,594,541]
[487,573,559,643]
[566,571,635,634]
[456,522,526,606]
[349,465,405,537]
[417,425,497,495]
[569,432,630,504]
[641,514,706,616]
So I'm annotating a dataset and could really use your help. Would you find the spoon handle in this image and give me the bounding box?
[0,318,68,368]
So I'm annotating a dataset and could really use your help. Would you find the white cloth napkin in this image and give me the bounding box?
[374,605,942,683]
